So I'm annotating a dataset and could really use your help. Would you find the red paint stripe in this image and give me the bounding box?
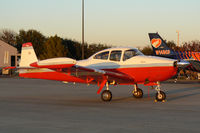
[19,72,86,83]
[191,52,197,60]
[97,79,107,94]
[188,51,191,58]
[30,62,74,68]
[195,53,200,61]
[185,51,189,59]
[107,66,177,83]
[4,66,16,69]
[178,51,182,59]
[22,42,32,47]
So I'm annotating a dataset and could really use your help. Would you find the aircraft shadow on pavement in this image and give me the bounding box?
[112,85,200,102]
[166,86,200,101]
[111,96,135,102]
[163,80,200,84]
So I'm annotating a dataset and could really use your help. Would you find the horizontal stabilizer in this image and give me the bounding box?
[30,57,76,69]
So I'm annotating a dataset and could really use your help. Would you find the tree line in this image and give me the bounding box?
[0,29,110,60]
[0,29,200,60]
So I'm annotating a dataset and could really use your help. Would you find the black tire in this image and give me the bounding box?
[155,91,166,101]
[101,90,112,102]
[133,88,143,98]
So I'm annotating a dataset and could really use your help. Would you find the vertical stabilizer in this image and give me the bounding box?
[20,43,38,67]
[148,33,175,58]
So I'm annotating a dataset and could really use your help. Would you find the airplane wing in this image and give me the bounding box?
[52,65,134,84]
[5,57,134,94]
[29,63,134,94]
[28,60,134,84]
[71,65,134,83]
[59,65,135,94]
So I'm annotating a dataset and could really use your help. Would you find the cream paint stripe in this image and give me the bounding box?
[6,51,9,64]
[4,51,9,64]
[19,68,54,74]
[22,47,34,50]
[87,63,174,69]
[4,51,6,64]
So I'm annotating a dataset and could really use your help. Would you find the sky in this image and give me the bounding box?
[0,0,200,47]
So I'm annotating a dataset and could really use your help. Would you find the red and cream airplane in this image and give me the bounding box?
[11,43,181,102]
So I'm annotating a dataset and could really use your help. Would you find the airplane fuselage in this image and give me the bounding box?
[19,48,177,85]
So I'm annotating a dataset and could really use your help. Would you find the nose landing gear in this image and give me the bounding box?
[155,91,166,102]
[154,82,166,102]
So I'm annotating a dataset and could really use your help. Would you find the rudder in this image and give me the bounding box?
[20,43,38,67]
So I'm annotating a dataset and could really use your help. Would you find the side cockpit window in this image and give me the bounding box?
[94,51,109,60]
[110,50,122,61]
[123,49,143,61]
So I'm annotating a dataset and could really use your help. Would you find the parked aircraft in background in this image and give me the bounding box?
[149,33,200,73]
[6,42,186,102]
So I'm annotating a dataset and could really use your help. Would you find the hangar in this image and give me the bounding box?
[0,40,19,74]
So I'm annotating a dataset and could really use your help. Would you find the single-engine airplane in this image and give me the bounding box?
[7,42,184,102]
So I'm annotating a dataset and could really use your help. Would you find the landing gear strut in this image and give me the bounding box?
[155,82,166,102]
[132,84,143,98]
[101,82,112,101]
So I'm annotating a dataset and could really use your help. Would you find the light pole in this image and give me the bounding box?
[82,0,84,59]
[176,30,180,47]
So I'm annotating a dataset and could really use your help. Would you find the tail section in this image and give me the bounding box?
[148,33,175,58]
[20,43,38,67]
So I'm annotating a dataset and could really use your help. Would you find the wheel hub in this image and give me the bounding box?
[134,91,138,96]
[157,93,163,99]
[103,93,109,99]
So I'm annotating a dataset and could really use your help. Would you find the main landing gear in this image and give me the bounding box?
[101,82,112,101]
[132,84,143,98]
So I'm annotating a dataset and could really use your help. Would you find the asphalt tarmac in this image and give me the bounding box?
[0,78,200,133]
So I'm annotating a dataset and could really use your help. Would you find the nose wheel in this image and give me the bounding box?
[154,82,166,102]
[155,91,166,101]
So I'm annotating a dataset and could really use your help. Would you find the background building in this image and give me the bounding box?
[0,40,19,74]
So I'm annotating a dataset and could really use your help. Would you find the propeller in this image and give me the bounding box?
[177,60,190,68]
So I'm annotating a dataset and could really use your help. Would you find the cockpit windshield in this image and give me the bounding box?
[94,51,109,60]
[123,49,143,61]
